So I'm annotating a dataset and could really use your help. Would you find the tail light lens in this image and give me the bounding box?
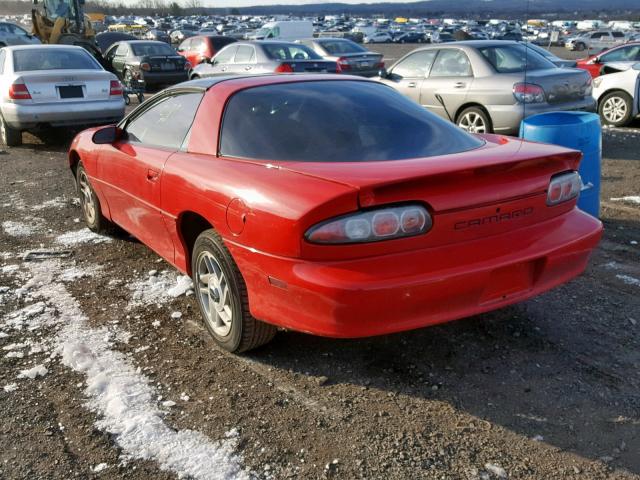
[513,82,545,103]
[8,82,31,100]
[275,63,294,73]
[547,171,581,206]
[375,61,385,69]
[306,205,432,244]
[109,80,123,96]
[336,57,351,73]
[140,62,151,71]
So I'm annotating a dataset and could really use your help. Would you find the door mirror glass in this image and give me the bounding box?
[92,125,122,144]
[633,62,640,71]
[378,68,388,78]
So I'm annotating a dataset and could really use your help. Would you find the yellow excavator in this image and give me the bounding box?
[30,0,103,59]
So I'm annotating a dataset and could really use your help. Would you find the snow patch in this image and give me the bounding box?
[610,196,640,205]
[3,383,18,392]
[128,271,193,309]
[56,229,111,246]
[92,463,108,473]
[17,364,48,379]
[2,221,37,237]
[31,196,69,211]
[21,261,248,480]
[617,274,640,287]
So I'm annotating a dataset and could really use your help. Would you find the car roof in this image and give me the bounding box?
[1,44,86,52]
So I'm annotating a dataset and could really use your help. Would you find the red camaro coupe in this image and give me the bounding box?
[68,74,603,352]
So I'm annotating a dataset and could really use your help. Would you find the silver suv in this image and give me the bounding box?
[0,22,40,47]
[565,31,627,52]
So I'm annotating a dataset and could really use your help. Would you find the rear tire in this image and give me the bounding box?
[599,91,633,127]
[76,163,117,234]
[192,229,276,353]
[0,115,21,147]
[575,42,586,52]
[456,106,493,134]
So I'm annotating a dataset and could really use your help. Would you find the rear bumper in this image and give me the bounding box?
[140,70,189,85]
[488,97,596,135]
[228,209,602,338]
[2,99,125,130]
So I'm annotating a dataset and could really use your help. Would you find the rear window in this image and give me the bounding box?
[318,40,366,55]
[478,44,556,73]
[13,48,101,72]
[220,81,483,162]
[263,44,321,61]
[131,42,175,56]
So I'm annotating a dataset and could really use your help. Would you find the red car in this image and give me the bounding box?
[68,75,603,353]
[177,35,237,69]
[576,42,640,78]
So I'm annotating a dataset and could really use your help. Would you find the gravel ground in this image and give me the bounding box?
[0,45,639,480]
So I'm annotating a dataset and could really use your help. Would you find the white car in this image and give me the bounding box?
[593,63,640,127]
[363,32,392,44]
[0,45,125,147]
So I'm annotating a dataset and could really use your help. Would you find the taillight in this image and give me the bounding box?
[547,171,581,206]
[109,80,123,96]
[513,82,545,103]
[336,57,351,73]
[305,205,432,244]
[140,62,151,71]
[275,63,294,73]
[9,82,31,100]
[375,61,385,69]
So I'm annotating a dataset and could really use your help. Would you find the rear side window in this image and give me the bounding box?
[234,45,255,63]
[125,93,203,149]
[213,45,237,65]
[392,50,437,78]
[430,50,472,77]
[220,81,483,162]
[612,32,625,38]
[115,43,129,56]
[13,48,101,72]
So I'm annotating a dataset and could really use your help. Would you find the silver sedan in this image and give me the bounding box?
[0,44,125,146]
[378,40,595,135]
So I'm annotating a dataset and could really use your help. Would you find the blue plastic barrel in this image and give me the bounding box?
[519,112,601,218]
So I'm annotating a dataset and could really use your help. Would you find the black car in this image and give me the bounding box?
[104,40,189,89]
[394,31,427,44]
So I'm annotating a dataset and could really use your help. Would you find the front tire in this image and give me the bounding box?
[599,91,633,127]
[76,163,116,234]
[192,230,276,353]
[456,106,492,134]
[0,115,22,147]
[575,42,586,52]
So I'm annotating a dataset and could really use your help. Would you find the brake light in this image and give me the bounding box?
[375,61,385,69]
[140,62,151,71]
[547,171,581,206]
[109,80,123,96]
[8,82,31,100]
[306,205,432,244]
[275,63,294,73]
[513,82,545,103]
[336,57,351,73]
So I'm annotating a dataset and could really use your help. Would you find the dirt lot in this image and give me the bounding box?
[1,45,639,480]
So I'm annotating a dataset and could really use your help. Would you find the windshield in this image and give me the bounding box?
[478,44,556,73]
[263,43,321,61]
[220,81,484,162]
[319,40,367,55]
[44,0,76,19]
[131,42,175,56]
[13,48,101,71]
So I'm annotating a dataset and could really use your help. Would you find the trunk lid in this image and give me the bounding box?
[526,68,592,104]
[19,70,115,104]
[335,53,383,72]
[279,135,582,244]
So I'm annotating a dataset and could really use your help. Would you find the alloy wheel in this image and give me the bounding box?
[196,251,233,337]
[78,170,96,225]
[458,112,487,133]
[602,96,627,124]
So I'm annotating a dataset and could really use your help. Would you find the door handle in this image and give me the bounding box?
[221,66,227,71]
[244,66,252,71]
[454,82,466,88]
[146,169,160,182]
[407,82,417,88]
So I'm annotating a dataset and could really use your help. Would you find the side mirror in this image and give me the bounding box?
[378,67,388,78]
[92,125,122,145]
[633,63,640,71]
[32,0,38,4]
